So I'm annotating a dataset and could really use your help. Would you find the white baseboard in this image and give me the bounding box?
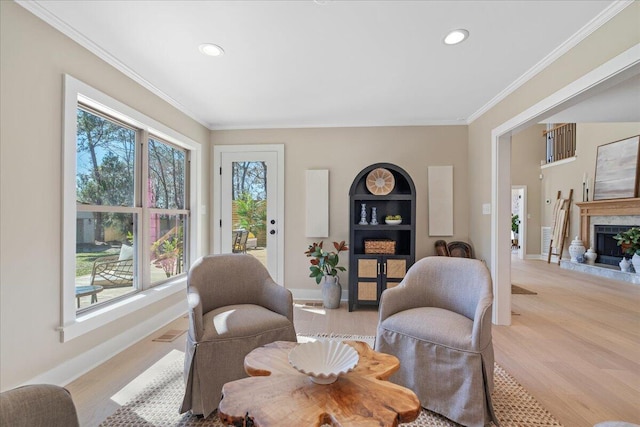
[24,300,187,388]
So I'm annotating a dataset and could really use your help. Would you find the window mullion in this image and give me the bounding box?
[139,130,151,290]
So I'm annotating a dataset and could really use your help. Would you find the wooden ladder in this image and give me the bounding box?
[547,189,573,265]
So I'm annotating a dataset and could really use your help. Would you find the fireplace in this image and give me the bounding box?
[594,224,639,266]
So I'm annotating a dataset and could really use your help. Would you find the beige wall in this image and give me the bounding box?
[511,125,545,255]
[468,2,640,264]
[541,123,640,253]
[0,2,209,390]
[211,126,469,294]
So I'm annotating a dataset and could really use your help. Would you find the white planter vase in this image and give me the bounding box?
[632,253,640,274]
[321,275,342,309]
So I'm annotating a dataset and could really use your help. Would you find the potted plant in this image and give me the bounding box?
[305,241,348,309]
[511,214,519,237]
[613,227,640,273]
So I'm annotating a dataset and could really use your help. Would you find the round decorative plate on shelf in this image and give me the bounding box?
[366,168,395,195]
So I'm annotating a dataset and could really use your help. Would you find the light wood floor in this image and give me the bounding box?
[66,257,640,427]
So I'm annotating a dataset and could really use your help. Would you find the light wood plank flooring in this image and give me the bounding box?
[66,257,640,427]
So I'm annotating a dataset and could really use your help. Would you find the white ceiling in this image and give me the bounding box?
[20,0,627,130]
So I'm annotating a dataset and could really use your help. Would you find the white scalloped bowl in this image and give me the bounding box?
[288,340,359,384]
[385,219,402,225]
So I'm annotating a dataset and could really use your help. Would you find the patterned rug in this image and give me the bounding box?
[100,334,562,427]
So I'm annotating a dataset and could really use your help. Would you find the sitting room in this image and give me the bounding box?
[1,1,639,426]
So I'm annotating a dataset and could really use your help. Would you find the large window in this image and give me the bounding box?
[74,108,189,311]
[62,75,200,341]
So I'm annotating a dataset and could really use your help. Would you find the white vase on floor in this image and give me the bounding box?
[619,257,632,273]
[632,253,640,274]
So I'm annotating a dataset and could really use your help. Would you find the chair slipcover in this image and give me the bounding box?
[375,256,498,427]
[180,254,297,417]
[0,384,80,427]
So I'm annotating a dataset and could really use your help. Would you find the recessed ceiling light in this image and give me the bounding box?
[198,43,224,57]
[444,29,469,45]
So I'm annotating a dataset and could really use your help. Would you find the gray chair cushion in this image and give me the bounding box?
[202,304,296,341]
[380,307,474,351]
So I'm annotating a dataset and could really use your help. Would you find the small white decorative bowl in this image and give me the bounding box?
[288,340,359,384]
[385,219,402,225]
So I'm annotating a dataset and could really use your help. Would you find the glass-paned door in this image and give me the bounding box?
[216,146,284,283]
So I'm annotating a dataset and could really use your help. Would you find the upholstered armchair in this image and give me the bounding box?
[0,384,80,427]
[375,256,498,427]
[180,254,297,417]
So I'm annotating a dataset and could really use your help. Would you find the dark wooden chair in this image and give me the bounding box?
[447,241,473,258]
[434,240,474,259]
[435,240,450,256]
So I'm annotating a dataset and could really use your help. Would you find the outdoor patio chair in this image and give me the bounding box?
[180,254,297,417]
[89,244,134,288]
[375,256,497,427]
[232,230,249,253]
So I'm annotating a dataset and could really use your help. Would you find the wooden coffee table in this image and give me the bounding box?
[218,340,421,426]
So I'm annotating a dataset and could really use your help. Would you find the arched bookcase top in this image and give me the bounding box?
[349,163,416,196]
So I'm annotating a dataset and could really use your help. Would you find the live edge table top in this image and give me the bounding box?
[217,340,421,427]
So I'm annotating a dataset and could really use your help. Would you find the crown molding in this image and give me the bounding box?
[16,0,213,129]
[467,0,634,124]
[209,119,467,131]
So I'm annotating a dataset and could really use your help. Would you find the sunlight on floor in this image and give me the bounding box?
[110,349,185,405]
[294,301,327,315]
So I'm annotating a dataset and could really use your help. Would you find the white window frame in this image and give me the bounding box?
[60,75,201,342]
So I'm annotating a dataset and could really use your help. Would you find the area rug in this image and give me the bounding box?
[100,334,562,427]
[512,284,537,295]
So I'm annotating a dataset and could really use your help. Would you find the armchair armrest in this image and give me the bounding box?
[187,286,204,341]
[258,278,294,322]
[471,295,493,351]
[378,282,424,323]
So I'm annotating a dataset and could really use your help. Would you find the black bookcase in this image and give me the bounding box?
[348,163,416,311]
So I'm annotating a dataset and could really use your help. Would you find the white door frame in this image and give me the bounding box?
[491,43,640,325]
[212,144,285,284]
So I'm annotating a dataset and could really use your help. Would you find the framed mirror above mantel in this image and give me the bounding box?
[575,198,640,250]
